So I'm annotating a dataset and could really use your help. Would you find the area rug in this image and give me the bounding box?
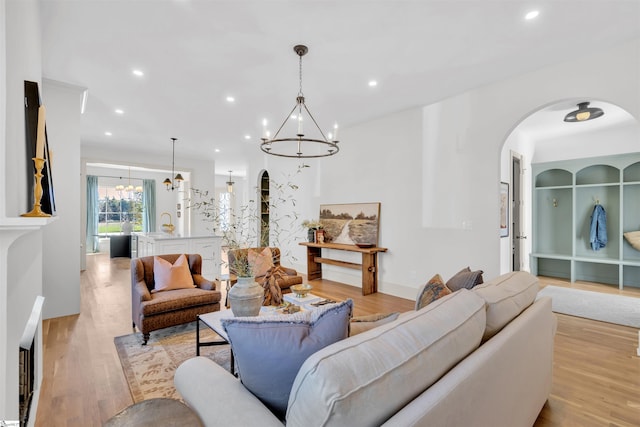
[114,321,230,402]
[537,285,640,328]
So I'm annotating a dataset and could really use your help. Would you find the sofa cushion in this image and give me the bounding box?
[349,312,400,336]
[141,288,219,316]
[415,274,452,310]
[221,300,353,419]
[472,271,539,340]
[446,266,484,291]
[286,289,486,426]
[152,254,195,292]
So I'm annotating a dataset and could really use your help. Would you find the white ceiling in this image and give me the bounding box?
[40,0,640,175]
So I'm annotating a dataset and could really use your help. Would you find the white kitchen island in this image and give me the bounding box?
[134,232,222,280]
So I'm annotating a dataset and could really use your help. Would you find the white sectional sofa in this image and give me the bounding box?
[175,271,556,426]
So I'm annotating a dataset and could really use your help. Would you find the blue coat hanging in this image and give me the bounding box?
[590,204,607,251]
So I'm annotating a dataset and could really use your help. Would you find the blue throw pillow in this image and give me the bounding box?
[221,299,353,419]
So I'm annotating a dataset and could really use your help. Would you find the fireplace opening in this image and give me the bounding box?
[17,296,44,427]
[18,340,35,427]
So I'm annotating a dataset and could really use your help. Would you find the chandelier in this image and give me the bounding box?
[260,45,339,158]
[116,167,142,198]
[163,137,184,191]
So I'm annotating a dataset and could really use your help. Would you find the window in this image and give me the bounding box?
[97,180,144,235]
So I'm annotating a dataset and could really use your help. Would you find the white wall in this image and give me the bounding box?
[533,123,640,164]
[41,80,84,319]
[1,0,47,421]
[259,39,640,300]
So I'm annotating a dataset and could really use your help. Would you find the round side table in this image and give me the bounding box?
[105,398,203,427]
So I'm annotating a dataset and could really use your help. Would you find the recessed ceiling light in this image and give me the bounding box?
[226,96,235,103]
[244,134,251,140]
[368,80,378,87]
[132,69,144,77]
[115,108,124,115]
[525,10,539,20]
[105,131,112,136]
[290,114,298,120]
[214,148,220,153]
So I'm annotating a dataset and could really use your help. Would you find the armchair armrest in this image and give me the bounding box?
[279,266,298,276]
[193,274,217,291]
[134,280,151,302]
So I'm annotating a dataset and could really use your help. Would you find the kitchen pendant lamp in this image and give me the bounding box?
[164,137,184,191]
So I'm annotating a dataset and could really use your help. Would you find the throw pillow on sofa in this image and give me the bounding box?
[415,274,452,310]
[446,266,484,291]
[221,299,353,419]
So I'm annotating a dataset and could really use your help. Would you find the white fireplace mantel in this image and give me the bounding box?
[1,216,56,423]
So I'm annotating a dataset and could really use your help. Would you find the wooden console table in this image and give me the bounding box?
[299,242,388,295]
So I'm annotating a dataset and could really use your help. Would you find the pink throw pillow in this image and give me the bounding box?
[152,254,195,293]
[248,247,274,277]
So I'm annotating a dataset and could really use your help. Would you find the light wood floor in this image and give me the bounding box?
[34,255,640,426]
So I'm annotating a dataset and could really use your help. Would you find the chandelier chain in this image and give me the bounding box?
[298,53,303,97]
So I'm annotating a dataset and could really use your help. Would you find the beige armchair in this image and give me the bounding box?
[131,253,221,345]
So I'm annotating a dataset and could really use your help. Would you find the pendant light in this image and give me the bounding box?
[163,137,184,191]
[226,170,234,193]
[260,45,340,158]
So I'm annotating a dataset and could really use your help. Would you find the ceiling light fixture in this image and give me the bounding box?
[226,96,235,103]
[525,10,539,20]
[564,102,604,122]
[115,108,124,115]
[226,170,235,193]
[132,69,144,77]
[260,45,339,158]
[105,131,112,136]
[368,80,378,87]
[163,137,184,191]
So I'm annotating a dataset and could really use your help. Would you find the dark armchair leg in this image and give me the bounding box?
[142,333,150,345]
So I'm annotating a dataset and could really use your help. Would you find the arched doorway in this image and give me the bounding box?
[258,170,269,247]
[499,100,639,278]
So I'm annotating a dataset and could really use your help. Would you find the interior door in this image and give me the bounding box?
[512,154,524,270]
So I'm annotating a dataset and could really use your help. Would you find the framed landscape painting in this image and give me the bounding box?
[319,203,381,246]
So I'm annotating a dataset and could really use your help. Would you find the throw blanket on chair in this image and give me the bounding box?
[260,266,285,306]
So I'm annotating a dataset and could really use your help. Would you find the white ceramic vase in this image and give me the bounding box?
[228,276,264,317]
